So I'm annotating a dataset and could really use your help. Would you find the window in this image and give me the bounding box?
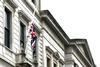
[20,22,25,48]
[4,7,12,48]
[47,57,51,67]
[32,0,35,4]
[74,63,79,67]
[54,63,57,67]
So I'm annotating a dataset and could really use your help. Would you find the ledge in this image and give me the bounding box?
[40,10,70,45]
[16,63,31,67]
[25,0,39,14]
[5,0,18,9]
[18,10,31,22]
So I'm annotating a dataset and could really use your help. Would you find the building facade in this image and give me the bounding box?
[0,0,95,67]
[0,0,42,67]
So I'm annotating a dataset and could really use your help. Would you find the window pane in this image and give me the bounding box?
[5,7,11,29]
[5,28,10,48]
[20,22,25,47]
[47,58,51,67]
[4,7,11,48]
[32,0,35,4]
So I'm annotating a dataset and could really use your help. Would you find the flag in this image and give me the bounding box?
[29,23,37,54]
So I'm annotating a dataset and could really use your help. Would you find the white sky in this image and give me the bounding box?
[41,0,100,67]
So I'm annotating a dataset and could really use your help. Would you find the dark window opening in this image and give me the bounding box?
[54,63,57,67]
[32,0,35,4]
[47,58,51,67]
[74,63,79,67]
[20,22,25,48]
[4,7,12,48]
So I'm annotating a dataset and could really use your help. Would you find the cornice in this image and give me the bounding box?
[59,58,65,65]
[18,10,31,22]
[40,10,70,45]
[70,39,95,66]
[67,44,92,67]
[23,0,39,14]
[42,28,64,51]
[4,0,18,9]
[18,10,41,33]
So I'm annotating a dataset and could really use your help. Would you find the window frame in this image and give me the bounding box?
[20,21,26,48]
[4,5,13,49]
[32,0,35,4]
[46,47,58,67]
[74,63,79,67]
[53,58,57,67]
[53,63,57,67]
[47,57,51,67]
[19,18,27,50]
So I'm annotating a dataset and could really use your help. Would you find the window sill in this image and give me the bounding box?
[0,43,16,55]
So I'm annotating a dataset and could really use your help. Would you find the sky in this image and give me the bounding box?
[41,0,100,67]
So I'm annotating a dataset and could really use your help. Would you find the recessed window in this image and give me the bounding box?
[74,63,79,67]
[20,22,25,48]
[4,7,12,48]
[54,63,57,67]
[32,0,35,4]
[47,57,51,67]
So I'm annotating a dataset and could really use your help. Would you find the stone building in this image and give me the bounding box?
[0,0,95,67]
[65,39,96,67]
[40,10,96,67]
[0,0,42,67]
[41,10,69,67]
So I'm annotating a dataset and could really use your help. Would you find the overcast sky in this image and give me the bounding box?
[41,0,100,67]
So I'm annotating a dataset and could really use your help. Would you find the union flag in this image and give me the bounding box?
[29,23,37,54]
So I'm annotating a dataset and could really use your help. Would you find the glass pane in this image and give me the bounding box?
[47,58,51,67]
[5,7,11,29]
[5,28,10,48]
[20,22,25,48]
[4,7,11,48]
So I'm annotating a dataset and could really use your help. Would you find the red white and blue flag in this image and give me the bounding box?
[29,23,37,54]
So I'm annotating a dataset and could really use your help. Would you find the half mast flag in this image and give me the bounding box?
[29,23,37,54]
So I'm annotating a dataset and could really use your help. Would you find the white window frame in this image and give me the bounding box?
[19,17,28,50]
[4,2,14,49]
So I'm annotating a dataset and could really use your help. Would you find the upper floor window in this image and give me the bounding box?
[54,63,57,67]
[47,57,51,67]
[32,0,35,4]
[20,22,26,49]
[4,7,12,48]
[74,63,79,67]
